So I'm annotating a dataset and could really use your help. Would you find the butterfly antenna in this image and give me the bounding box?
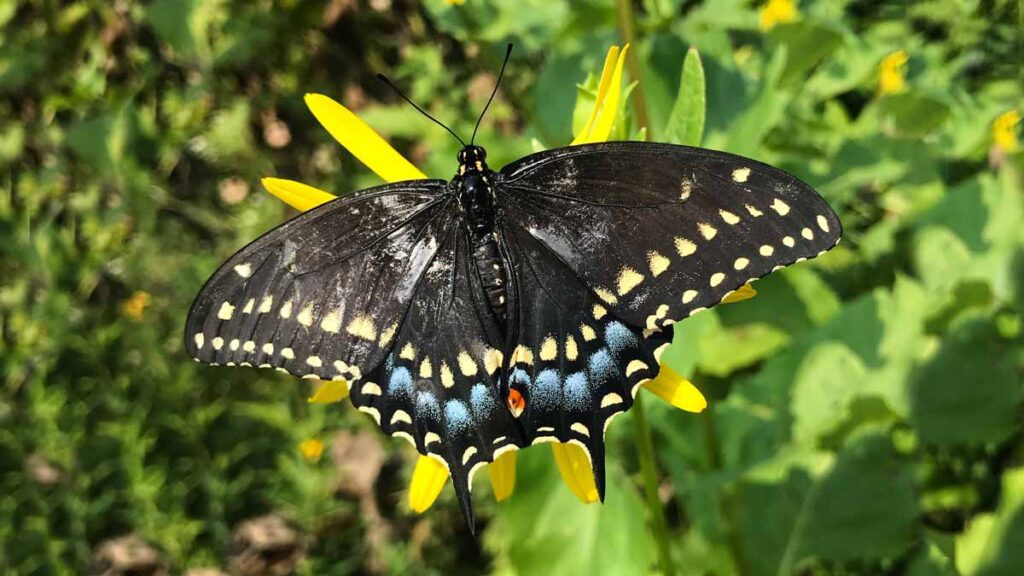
[470,43,513,146]
[376,73,466,147]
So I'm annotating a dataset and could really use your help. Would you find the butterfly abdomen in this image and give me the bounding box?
[457,165,509,327]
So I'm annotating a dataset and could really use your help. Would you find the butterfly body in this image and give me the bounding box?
[186,141,842,532]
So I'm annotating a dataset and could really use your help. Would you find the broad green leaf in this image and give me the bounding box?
[878,91,953,138]
[790,342,870,445]
[484,448,651,575]
[909,317,1020,446]
[768,21,845,88]
[666,47,706,147]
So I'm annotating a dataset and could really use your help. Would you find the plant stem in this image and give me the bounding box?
[632,394,676,576]
[615,0,653,139]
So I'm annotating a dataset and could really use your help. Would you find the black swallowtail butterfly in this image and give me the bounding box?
[185,48,842,532]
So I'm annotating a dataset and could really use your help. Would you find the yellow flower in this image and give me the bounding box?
[878,50,909,96]
[260,44,722,513]
[299,438,325,462]
[759,0,799,32]
[992,110,1021,153]
[444,0,466,4]
[121,291,151,321]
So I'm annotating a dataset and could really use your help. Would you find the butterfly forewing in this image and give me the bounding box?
[496,142,842,332]
[185,181,447,382]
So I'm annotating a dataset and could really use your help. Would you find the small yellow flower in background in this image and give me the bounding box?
[299,438,325,462]
[759,0,799,32]
[992,110,1021,153]
[878,50,909,96]
[121,291,151,321]
[444,0,466,5]
[260,43,717,512]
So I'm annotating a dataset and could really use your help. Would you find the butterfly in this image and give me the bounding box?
[185,47,842,533]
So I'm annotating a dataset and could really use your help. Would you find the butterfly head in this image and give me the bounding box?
[457,145,489,176]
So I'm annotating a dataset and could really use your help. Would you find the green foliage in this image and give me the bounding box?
[1,0,1021,574]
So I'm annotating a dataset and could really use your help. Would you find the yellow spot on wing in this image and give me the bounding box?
[296,305,314,327]
[217,302,235,320]
[565,335,578,361]
[760,245,775,256]
[698,223,718,240]
[745,204,764,217]
[259,296,273,313]
[379,323,398,346]
[720,210,741,225]
[594,288,618,305]
[440,362,455,388]
[346,315,377,340]
[580,324,597,341]
[242,298,255,314]
[540,336,558,361]
[802,227,814,240]
[734,258,750,270]
[648,251,670,277]
[682,290,698,304]
[513,345,534,366]
[419,358,433,378]
[817,214,830,233]
[771,198,791,216]
[710,272,726,287]
[616,267,644,296]
[279,300,293,319]
[483,348,503,375]
[233,263,252,278]
[675,237,697,257]
[732,167,751,182]
[400,343,416,360]
[593,304,608,319]
[458,351,478,376]
[321,309,342,333]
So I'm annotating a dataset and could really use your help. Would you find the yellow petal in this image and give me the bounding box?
[307,379,350,403]
[304,93,428,183]
[586,44,629,144]
[572,46,620,145]
[551,443,599,504]
[261,177,337,212]
[644,364,707,413]
[488,450,517,502]
[722,282,757,304]
[408,455,449,513]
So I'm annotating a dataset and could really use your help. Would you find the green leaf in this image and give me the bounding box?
[666,47,706,146]
[878,91,953,138]
[768,21,845,88]
[484,448,651,575]
[790,342,870,445]
[956,467,1024,575]
[909,317,1020,447]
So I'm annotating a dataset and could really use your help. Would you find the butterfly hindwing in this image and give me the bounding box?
[497,142,842,331]
[351,216,521,531]
[185,180,447,384]
[500,220,673,498]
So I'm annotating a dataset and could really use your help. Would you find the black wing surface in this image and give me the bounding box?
[184,180,448,385]
[496,141,842,333]
[499,220,673,500]
[351,217,521,533]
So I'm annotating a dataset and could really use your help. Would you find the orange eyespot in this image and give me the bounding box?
[507,388,525,417]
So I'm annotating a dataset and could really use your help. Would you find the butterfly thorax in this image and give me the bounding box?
[455,145,508,328]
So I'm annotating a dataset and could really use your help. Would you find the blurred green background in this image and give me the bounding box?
[2,0,1022,574]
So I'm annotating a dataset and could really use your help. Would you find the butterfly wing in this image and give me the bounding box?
[496,141,842,331]
[499,220,672,499]
[350,217,521,533]
[184,180,449,383]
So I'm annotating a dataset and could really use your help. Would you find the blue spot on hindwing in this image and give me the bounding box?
[510,368,532,387]
[533,369,561,408]
[563,371,591,411]
[387,367,413,398]
[444,400,472,434]
[605,321,637,356]
[415,391,440,422]
[588,348,616,382]
[470,384,497,420]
